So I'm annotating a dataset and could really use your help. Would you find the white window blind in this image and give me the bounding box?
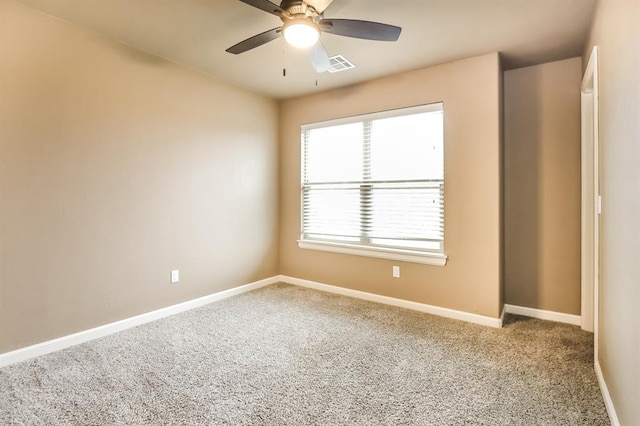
[301,103,445,256]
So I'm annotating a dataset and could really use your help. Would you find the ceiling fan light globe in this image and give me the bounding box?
[283,19,320,49]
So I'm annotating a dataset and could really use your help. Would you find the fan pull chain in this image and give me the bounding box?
[282,39,288,78]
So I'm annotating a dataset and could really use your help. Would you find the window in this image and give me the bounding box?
[299,103,447,266]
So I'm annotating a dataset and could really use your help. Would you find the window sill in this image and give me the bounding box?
[297,240,448,266]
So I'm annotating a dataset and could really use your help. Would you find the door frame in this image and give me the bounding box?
[580,46,599,359]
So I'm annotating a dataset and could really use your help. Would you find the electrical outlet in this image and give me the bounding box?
[171,270,179,284]
[392,265,400,278]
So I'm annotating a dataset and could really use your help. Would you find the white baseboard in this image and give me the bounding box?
[595,360,621,426]
[279,275,503,328]
[0,276,278,369]
[504,304,581,326]
[5,278,587,369]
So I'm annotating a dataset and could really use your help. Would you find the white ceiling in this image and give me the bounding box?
[16,0,597,99]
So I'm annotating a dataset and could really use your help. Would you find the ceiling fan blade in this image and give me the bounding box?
[305,0,335,13]
[226,27,281,54]
[237,0,286,17]
[320,19,402,41]
[307,40,331,73]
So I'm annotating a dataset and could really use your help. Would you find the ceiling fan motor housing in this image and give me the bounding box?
[279,0,320,20]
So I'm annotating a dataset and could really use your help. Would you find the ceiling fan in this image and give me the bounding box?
[226,0,402,73]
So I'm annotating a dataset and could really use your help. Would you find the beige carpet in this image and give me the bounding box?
[0,283,609,425]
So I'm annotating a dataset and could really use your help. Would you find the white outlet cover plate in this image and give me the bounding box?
[171,270,179,283]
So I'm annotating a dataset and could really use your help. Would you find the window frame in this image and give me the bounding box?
[298,103,448,267]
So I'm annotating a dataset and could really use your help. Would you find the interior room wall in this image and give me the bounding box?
[584,0,640,422]
[279,53,503,319]
[0,0,279,354]
[503,57,582,314]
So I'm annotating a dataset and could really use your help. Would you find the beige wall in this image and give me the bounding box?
[504,58,582,314]
[279,53,503,318]
[0,0,279,354]
[585,0,640,423]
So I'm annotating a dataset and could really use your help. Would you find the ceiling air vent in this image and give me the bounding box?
[328,55,356,73]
